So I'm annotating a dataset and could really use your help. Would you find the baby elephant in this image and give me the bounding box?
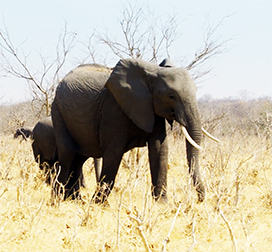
[32,117,58,183]
[32,117,101,186]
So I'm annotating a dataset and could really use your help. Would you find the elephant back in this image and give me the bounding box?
[63,64,112,90]
[56,64,111,105]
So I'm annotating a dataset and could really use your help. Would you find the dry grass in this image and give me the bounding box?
[0,132,271,252]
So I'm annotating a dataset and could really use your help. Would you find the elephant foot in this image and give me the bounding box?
[65,188,82,201]
[155,194,168,204]
[92,183,111,204]
[69,191,82,201]
[152,186,168,203]
[195,182,205,202]
[92,193,106,204]
[91,197,110,207]
[52,182,65,200]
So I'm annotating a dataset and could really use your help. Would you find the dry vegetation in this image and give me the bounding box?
[1,3,271,251]
[0,98,272,252]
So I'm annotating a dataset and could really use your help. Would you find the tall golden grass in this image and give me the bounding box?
[0,131,271,252]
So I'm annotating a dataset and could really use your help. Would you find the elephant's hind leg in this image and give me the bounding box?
[51,101,78,199]
[92,152,123,204]
[64,154,88,200]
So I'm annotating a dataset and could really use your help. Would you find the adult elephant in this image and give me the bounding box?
[51,58,210,203]
[32,117,102,185]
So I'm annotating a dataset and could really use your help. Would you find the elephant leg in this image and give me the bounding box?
[53,149,75,199]
[32,141,44,168]
[33,141,50,183]
[76,154,88,188]
[32,141,40,163]
[64,154,88,200]
[148,117,168,203]
[50,135,78,199]
[51,102,79,199]
[92,152,123,204]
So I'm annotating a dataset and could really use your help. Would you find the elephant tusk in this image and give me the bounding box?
[202,127,221,143]
[181,126,202,150]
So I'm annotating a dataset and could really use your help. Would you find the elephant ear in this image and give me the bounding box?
[105,59,156,133]
[159,58,175,67]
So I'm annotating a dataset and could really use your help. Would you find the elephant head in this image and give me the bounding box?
[14,127,33,141]
[106,59,205,201]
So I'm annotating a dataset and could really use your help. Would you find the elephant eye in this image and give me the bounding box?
[169,94,175,100]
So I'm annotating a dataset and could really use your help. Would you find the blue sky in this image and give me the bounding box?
[0,0,271,104]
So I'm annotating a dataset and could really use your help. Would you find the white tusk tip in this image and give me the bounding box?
[202,127,221,143]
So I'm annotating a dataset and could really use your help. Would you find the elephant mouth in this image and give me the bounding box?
[171,110,176,120]
[169,109,220,149]
[161,109,176,122]
[171,109,185,126]
[168,110,220,150]
[169,110,202,150]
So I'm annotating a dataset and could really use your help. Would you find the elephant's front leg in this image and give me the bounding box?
[148,118,168,203]
[92,152,123,204]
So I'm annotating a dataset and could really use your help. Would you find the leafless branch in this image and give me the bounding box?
[53,22,76,83]
[161,203,182,252]
[120,4,145,58]
[98,3,146,60]
[186,213,197,252]
[80,31,98,64]
[0,27,46,94]
[129,206,151,252]
[0,21,76,115]
[100,36,128,59]
[219,208,237,252]
[148,11,179,63]
[99,3,179,64]
[185,15,232,81]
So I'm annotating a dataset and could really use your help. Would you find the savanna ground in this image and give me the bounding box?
[0,99,272,252]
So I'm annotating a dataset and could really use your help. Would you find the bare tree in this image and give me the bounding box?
[0,2,230,114]
[98,3,230,78]
[185,15,232,81]
[0,22,76,115]
[99,3,179,64]
[80,31,98,64]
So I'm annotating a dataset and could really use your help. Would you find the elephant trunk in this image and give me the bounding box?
[185,123,205,202]
[177,103,205,202]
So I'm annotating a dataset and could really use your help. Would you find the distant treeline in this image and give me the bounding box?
[199,96,272,139]
[1,97,271,139]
